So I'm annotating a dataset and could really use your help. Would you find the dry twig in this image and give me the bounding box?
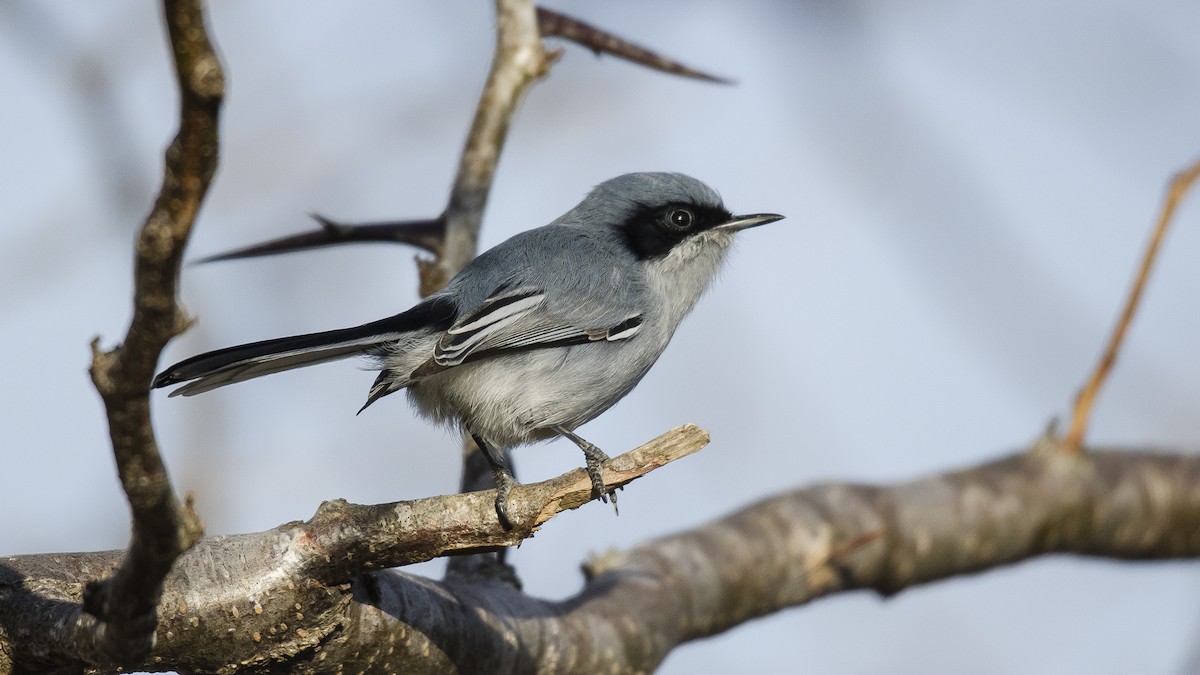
[193,214,445,263]
[1063,158,1200,452]
[537,7,732,84]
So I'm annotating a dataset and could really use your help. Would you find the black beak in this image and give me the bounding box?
[715,213,785,232]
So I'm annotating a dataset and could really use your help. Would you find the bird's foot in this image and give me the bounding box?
[492,466,517,530]
[552,426,620,515]
[579,441,618,516]
[473,433,520,529]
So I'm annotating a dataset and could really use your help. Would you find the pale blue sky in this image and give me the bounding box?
[3,2,1200,672]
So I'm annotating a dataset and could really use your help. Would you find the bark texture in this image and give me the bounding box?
[2,442,1198,673]
[75,0,220,668]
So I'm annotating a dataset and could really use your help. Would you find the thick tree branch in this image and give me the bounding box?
[504,441,1200,672]
[4,441,1199,673]
[0,427,705,672]
[73,0,219,667]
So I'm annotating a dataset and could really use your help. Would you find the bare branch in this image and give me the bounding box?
[537,7,733,84]
[540,442,1200,671]
[303,424,708,578]
[0,426,707,671]
[4,440,1199,672]
[78,0,219,665]
[1063,157,1200,452]
[193,214,445,263]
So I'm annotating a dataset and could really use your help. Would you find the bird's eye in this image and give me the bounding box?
[665,208,694,230]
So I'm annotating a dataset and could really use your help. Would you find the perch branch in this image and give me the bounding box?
[4,441,1200,672]
[302,424,709,578]
[0,426,706,672]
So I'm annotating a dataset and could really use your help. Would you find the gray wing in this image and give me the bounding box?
[434,283,642,364]
[412,227,647,377]
[410,283,642,378]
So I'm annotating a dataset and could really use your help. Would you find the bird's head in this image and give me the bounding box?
[561,172,783,325]
[576,172,783,262]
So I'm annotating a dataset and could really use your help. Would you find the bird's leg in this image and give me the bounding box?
[552,426,618,515]
[471,433,517,529]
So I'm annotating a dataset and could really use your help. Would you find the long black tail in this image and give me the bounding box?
[152,296,456,397]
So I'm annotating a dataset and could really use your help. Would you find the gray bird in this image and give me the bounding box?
[153,172,783,526]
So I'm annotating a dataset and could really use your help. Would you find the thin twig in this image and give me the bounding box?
[537,7,733,84]
[1062,157,1200,453]
[193,214,444,263]
[77,0,220,665]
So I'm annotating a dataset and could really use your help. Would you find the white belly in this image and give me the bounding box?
[404,340,659,447]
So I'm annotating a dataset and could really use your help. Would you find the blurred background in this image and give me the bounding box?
[4,1,1200,672]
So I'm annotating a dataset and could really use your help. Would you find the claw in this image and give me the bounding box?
[493,468,516,530]
[472,433,518,529]
[554,426,619,515]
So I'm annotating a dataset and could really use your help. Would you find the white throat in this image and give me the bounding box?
[645,229,735,331]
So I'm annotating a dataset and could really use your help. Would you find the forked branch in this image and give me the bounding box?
[76,0,221,666]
